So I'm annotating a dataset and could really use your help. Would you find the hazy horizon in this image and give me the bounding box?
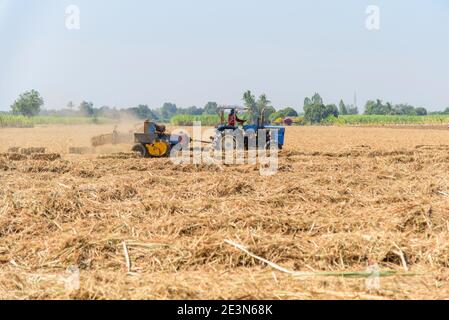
[1,0,448,112]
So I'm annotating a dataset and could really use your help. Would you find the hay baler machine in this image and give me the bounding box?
[131,120,188,158]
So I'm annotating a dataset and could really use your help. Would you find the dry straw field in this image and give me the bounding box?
[1,124,449,299]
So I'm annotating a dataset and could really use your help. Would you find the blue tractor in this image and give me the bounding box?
[213,106,285,151]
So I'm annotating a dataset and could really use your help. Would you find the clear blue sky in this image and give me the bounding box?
[1,0,448,111]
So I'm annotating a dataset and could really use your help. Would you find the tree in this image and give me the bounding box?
[203,102,218,115]
[364,100,426,116]
[304,103,328,124]
[263,106,276,121]
[256,94,270,111]
[269,107,298,122]
[11,90,44,116]
[347,105,359,115]
[304,97,312,108]
[128,105,158,120]
[281,107,298,117]
[79,101,95,117]
[339,100,348,115]
[325,104,339,118]
[161,102,177,119]
[242,90,258,123]
[415,107,427,116]
[180,106,204,115]
[364,100,377,114]
[311,93,323,106]
[303,93,338,124]
[67,101,74,109]
[391,104,428,116]
[256,94,275,123]
[392,104,416,115]
[97,106,120,119]
[364,99,392,115]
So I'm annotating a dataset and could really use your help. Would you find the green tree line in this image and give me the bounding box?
[6,89,446,126]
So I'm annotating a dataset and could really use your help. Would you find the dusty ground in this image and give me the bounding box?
[1,124,449,300]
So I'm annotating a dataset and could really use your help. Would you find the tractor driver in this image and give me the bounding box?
[228,109,246,127]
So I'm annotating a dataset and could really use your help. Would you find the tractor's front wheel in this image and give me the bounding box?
[132,144,148,158]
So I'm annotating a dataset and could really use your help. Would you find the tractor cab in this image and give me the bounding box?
[216,106,248,132]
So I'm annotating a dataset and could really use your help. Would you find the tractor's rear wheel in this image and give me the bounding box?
[132,144,148,158]
[220,134,237,152]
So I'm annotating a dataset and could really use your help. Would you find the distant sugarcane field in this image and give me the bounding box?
[0,114,113,128]
[328,114,449,126]
[170,114,221,126]
[3,112,449,129]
